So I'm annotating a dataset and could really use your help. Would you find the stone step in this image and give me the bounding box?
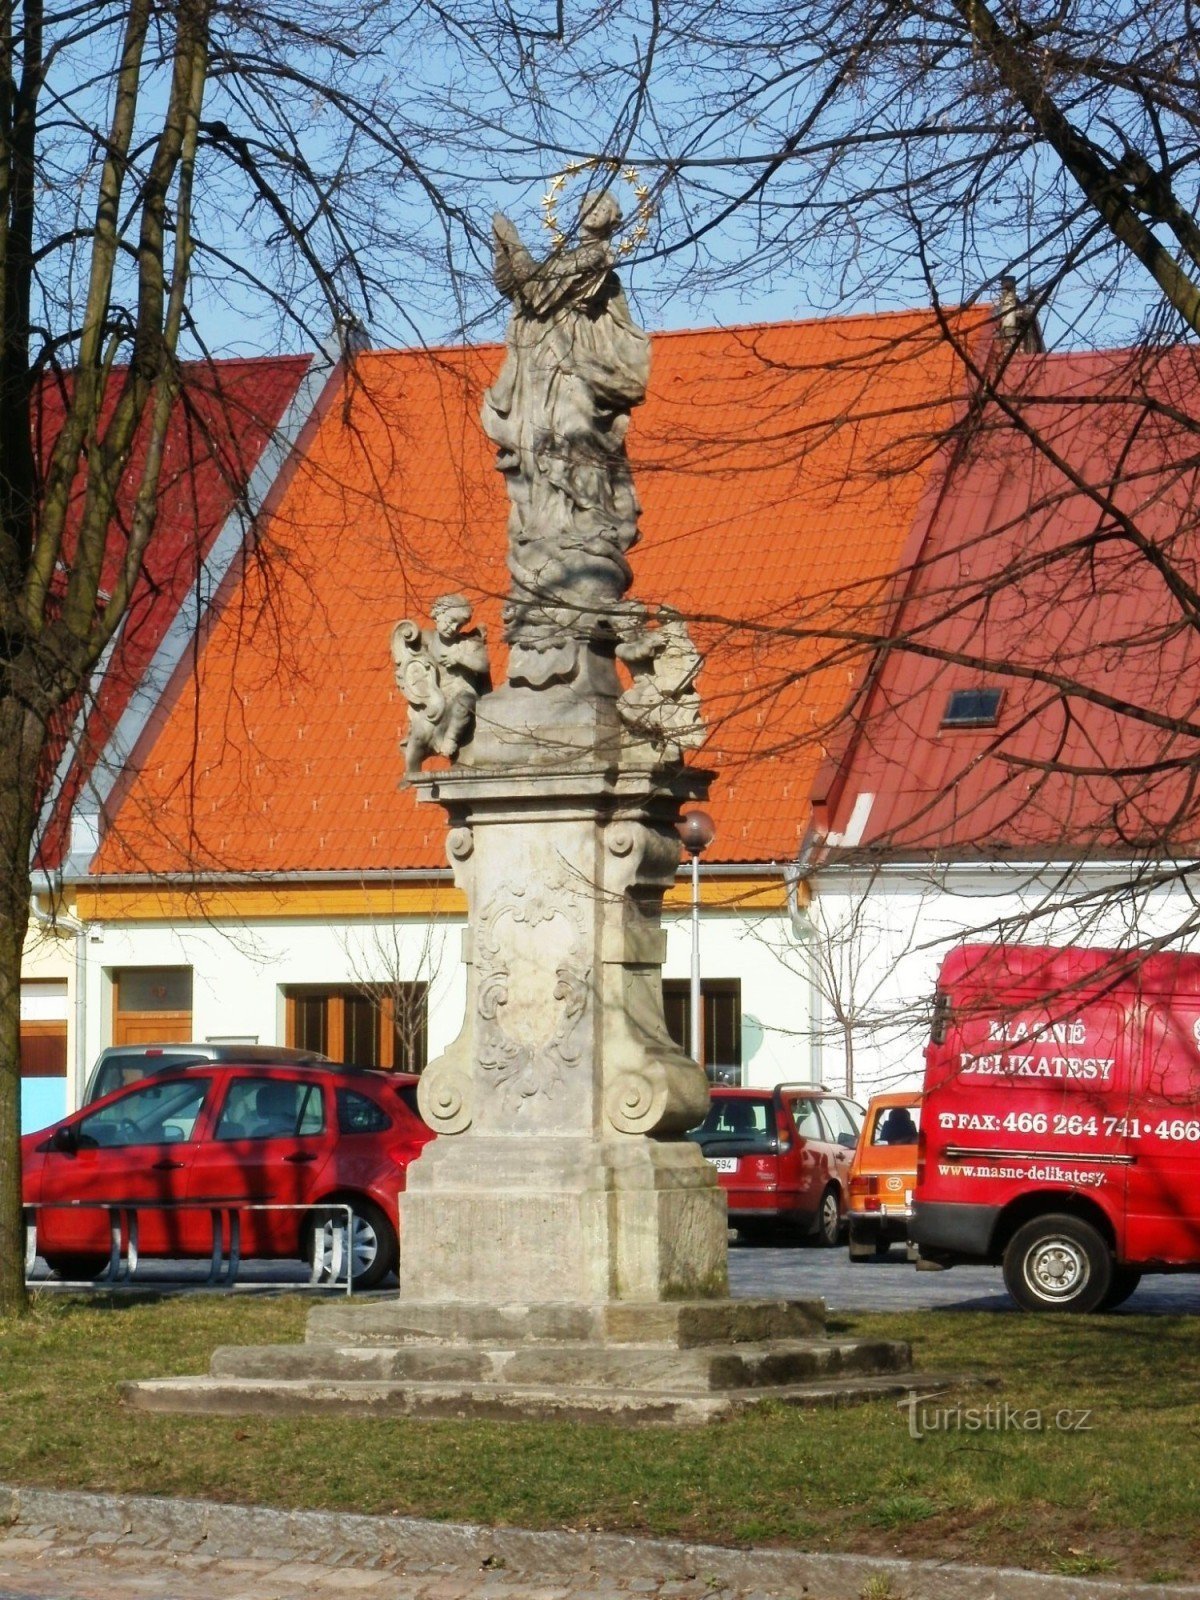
[304,1297,828,1350]
[209,1336,910,1393]
[120,1369,979,1427]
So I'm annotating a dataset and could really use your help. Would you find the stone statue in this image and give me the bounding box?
[390,594,491,778]
[481,193,652,669]
[615,602,706,762]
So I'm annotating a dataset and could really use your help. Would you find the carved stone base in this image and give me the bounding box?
[406,759,722,1310]
[400,1135,727,1304]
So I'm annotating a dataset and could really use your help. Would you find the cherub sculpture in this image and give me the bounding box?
[615,602,706,762]
[390,595,491,779]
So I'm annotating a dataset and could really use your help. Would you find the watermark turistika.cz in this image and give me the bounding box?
[900,1394,1095,1440]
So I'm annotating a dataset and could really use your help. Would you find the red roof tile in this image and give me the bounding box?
[814,344,1200,859]
[91,314,978,877]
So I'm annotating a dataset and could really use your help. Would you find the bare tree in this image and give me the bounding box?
[0,0,550,1315]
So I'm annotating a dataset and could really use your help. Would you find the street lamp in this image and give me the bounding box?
[677,809,716,1070]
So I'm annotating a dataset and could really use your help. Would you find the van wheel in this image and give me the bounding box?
[305,1199,397,1291]
[814,1186,842,1248]
[1099,1265,1142,1310]
[1003,1215,1113,1313]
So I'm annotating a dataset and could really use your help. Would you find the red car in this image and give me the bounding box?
[686,1084,865,1244]
[22,1061,433,1289]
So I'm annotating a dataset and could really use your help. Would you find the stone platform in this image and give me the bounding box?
[121,1297,980,1426]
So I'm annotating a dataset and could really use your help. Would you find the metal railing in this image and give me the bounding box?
[23,1199,357,1296]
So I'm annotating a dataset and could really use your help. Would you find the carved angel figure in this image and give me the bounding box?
[481,194,651,654]
[390,595,491,779]
[615,602,706,762]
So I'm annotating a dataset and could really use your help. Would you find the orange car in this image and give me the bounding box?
[846,1092,921,1261]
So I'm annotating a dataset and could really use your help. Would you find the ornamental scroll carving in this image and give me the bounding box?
[475,874,591,1111]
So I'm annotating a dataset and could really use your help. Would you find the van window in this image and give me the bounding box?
[1143,1007,1200,1106]
[950,1000,1124,1093]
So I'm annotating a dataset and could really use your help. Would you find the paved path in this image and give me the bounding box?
[4,1489,1199,1600]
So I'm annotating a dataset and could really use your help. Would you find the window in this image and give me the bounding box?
[871,1104,921,1146]
[941,687,1003,728]
[662,979,742,1085]
[215,1077,325,1141]
[20,981,68,1078]
[337,1088,392,1135]
[789,1096,825,1140]
[113,966,193,1046]
[818,1097,860,1149]
[77,1079,210,1148]
[689,1094,775,1151]
[285,984,427,1071]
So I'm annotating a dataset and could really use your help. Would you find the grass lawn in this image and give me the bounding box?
[1,1292,1198,1582]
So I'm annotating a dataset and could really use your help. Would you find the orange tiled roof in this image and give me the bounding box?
[93,312,978,875]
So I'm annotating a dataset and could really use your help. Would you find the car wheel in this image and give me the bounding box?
[873,1235,893,1259]
[42,1253,109,1281]
[814,1185,842,1248]
[1099,1265,1142,1310]
[1002,1214,1113,1313]
[306,1199,397,1291]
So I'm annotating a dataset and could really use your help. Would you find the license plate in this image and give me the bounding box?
[709,1157,738,1173]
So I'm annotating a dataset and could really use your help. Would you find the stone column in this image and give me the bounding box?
[401,761,728,1305]
[393,194,728,1308]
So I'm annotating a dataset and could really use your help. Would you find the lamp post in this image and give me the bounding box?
[677,809,715,1070]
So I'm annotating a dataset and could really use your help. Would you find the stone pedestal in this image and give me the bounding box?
[402,761,728,1306]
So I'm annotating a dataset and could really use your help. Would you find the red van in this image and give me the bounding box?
[913,943,1200,1311]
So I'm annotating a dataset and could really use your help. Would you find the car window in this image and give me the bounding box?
[789,1096,827,1141]
[820,1097,860,1148]
[337,1088,391,1135]
[688,1096,775,1149]
[76,1079,210,1148]
[838,1098,865,1134]
[214,1077,326,1141]
[871,1103,921,1146]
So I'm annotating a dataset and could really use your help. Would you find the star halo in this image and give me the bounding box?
[540,157,656,256]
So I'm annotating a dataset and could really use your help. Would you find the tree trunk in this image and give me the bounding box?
[0,695,41,1315]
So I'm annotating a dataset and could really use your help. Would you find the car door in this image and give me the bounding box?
[1125,1001,1200,1261]
[34,1076,212,1261]
[784,1095,829,1214]
[185,1074,335,1257]
[817,1096,861,1205]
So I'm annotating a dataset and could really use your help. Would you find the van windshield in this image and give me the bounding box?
[687,1095,776,1150]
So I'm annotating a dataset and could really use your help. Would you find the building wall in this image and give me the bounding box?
[69,900,817,1105]
[806,861,1200,1102]
[20,920,74,1133]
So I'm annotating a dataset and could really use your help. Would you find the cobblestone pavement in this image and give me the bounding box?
[0,1532,741,1600]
